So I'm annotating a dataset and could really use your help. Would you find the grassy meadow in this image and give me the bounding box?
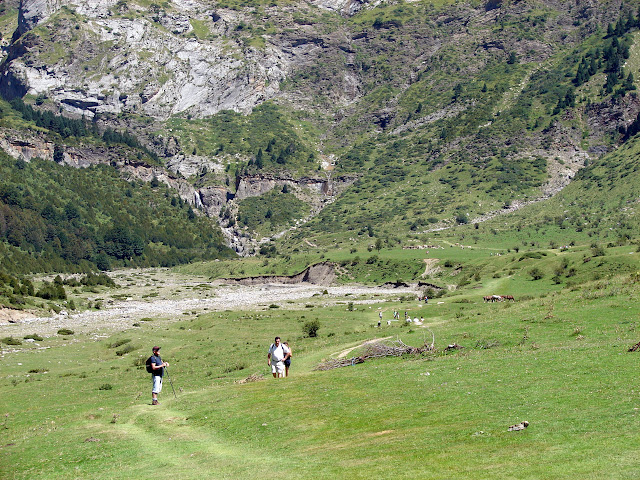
[3,238,640,479]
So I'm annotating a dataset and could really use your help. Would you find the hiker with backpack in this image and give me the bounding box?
[147,346,169,405]
[283,341,292,377]
[267,336,290,378]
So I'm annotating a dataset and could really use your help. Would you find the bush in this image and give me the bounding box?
[133,357,146,367]
[455,214,469,225]
[57,328,74,335]
[2,336,22,345]
[115,344,136,356]
[108,338,131,348]
[303,319,321,337]
[529,267,544,280]
[36,281,67,300]
[23,334,44,341]
[98,383,113,390]
[81,272,117,287]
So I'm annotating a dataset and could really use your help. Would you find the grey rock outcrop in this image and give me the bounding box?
[4,0,292,119]
[15,0,63,38]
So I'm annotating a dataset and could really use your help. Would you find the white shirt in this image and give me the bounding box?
[268,343,290,362]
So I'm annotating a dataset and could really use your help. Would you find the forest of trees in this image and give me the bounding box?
[0,154,233,275]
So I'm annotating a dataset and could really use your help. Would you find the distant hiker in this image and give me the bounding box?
[283,341,292,377]
[149,346,169,405]
[424,296,428,304]
[268,336,290,378]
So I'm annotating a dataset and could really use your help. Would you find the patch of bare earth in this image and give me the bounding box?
[0,308,35,325]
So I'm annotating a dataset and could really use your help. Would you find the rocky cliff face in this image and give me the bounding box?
[3,0,297,119]
[15,0,63,39]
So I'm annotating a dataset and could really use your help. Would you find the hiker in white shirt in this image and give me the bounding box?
[267,336,290,378]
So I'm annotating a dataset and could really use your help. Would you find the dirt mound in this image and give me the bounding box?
[0,308,35,325]
[220,262,336,286]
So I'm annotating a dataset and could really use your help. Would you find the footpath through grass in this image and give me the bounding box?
[2,272,640,479]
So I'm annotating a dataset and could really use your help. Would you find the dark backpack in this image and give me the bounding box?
[145,356,154,373]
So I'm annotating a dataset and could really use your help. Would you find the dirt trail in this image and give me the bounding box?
[335,336,393,358]
[422,258,440,277]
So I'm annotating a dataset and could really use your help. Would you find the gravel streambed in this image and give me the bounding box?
[0,279,420,339]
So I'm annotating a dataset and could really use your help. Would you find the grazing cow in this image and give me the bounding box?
[483,295,493,303]
[491,295,502,302]
[501,295,515,302]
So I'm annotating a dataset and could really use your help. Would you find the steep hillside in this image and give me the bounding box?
[0,130,234,275]
[2,0,640,259]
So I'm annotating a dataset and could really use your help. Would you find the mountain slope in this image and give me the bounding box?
[2,0,640,260]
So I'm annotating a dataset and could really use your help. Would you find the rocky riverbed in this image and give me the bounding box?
[0,269,420,340]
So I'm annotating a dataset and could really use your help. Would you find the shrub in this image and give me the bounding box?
[455,214,469,224]
[303,319,321,337]
[98,384,113,390]
[81,272,116,287]
[23,334,44,341]
[108,338,131,348]
[529,267,544,280]
[57,328,74,335]
[2,337,22,345]
[115,344,136,356]
[133,357,146,367]
[36,281,67,300]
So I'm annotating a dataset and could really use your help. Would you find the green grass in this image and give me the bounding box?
[3,262,640,478]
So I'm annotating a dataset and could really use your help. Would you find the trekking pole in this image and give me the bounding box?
[165,366,178,399]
